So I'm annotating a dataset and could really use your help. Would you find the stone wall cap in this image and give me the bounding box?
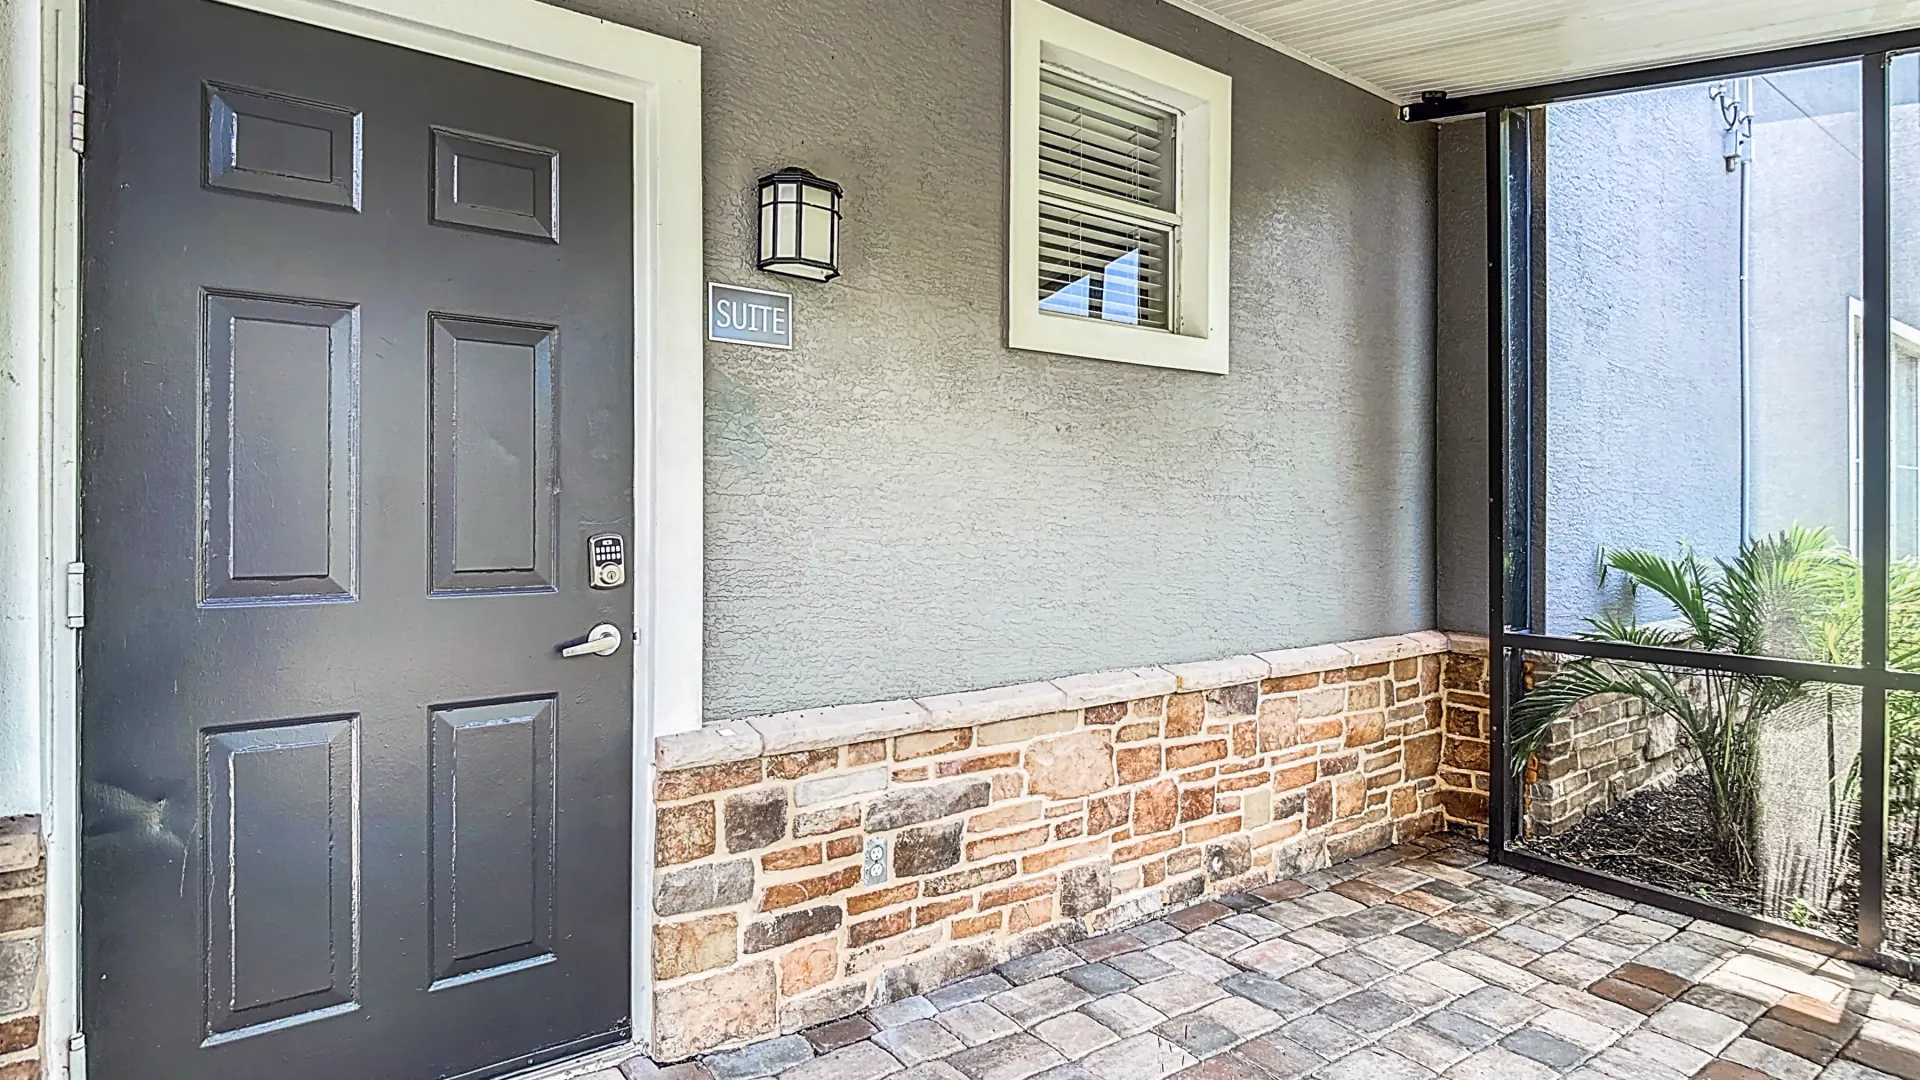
[751,699,934,755]
[656,724,763,771]
[0,831,40,876]
[1160,654,1270,692]
[672,629,1468,765]
[1256,643,1355,677]
[917,681,1069,728]
[1444,631,1490,656]
[1341,634,1432,666]
[1051,667,1180,709]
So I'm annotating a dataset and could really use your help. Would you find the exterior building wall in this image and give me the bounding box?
[1539,84,1744,635]
[538,0,1438,721]
[0,0,46,818]
[1433,120,1488,636]
[644,633,1474,1060]
[1435,67,1903,634]
[0,819,41,1080]
[1746,66,1864,544]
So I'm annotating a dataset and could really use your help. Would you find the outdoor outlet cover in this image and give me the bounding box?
[862,836,888,884]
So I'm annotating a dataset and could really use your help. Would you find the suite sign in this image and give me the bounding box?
[707,283,792,349]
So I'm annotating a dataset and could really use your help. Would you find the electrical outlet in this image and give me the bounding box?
[862,836,888,885]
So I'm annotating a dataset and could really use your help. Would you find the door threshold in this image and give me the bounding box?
[506,1040,641,1080]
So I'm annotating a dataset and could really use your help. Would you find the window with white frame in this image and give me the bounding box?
[1009,0,1231,374]
[1848,297,1920,558]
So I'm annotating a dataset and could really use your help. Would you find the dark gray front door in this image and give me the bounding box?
[79,1,635,1077]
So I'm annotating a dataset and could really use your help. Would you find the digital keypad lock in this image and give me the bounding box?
[589,533,626,589]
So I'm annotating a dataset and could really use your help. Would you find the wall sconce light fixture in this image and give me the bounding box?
[758,167,842,282]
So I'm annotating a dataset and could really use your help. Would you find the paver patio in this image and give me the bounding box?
[611,834,1920,1080]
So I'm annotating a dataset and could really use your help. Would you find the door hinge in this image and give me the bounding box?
[65,561,85,629]
[66,1032,87,1080]
[69,83,86,155]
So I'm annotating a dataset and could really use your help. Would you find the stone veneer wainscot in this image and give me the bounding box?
[646,632,1497,1060]
[1433,641,1691,840]
[0,818,44,1080]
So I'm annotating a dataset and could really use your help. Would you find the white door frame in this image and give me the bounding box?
[10,1,706,1074]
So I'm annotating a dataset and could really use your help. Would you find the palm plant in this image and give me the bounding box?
[1510,527,1840,878]
[1813,555,1920,857]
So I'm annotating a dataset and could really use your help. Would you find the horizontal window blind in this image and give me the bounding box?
[1038,200,1169,328]
[1039,65,1176,211]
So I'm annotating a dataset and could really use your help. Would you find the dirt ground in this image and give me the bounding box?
[1521,770,1864,944]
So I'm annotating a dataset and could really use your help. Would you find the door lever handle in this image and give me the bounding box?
[559,623,623,658]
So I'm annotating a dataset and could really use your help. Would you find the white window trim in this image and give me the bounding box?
[1008,0,1231,374]
[1846,296,1920,557]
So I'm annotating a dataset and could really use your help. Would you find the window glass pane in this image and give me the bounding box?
[1890,52,1920,673]
[1514,650,1860,941]
[1039,65,1175,211]
[1537,64,1863,664]
[1037,200,1169,329]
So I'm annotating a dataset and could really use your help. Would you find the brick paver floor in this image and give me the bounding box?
[610,835,1920,1080]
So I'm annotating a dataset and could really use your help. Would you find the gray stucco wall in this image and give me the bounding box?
[539,0,1438,719]
[1541,85,1744,635]
[1437,87,1750,637]
[1747,68,1863,547]
[1434,120,1486,634]
[1434,68,1891,642]
[1743,66,1920,561]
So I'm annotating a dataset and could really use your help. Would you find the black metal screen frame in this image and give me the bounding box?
[1472,46,1916,978]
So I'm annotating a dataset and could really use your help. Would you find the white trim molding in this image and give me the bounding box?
[1008,0,1232,375]
[11,0,704,1069]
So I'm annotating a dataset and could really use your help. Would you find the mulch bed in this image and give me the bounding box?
[1521,770,1858,942]
[1887,811,1920,953]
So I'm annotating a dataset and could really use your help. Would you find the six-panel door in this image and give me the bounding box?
[79,1,636,1077]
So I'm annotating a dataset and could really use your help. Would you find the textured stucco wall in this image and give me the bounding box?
[0,0,43,816]
[1541,85,1744,635]
[539,0,1437,719]
[1433,89,1744,638]
[1746,68,1862,545]
[1434,120,1486,634]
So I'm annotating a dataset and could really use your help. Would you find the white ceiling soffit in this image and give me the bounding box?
[1162,0,1920,104]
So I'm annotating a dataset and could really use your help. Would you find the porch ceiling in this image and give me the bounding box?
[1166,0,1920,102]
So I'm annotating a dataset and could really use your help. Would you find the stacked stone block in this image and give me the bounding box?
[0,819,42,1080]
[1522,671,1682,837]
[1435,643,1492,834]
[647,634,1469,1060]
[1428,638,1686,839]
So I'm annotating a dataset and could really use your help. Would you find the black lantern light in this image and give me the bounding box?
[757,167,843,282]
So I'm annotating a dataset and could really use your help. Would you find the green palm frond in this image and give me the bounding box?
[1709,526,1838,657]
[1522,528,1848,877]
[1509,658,1650,776]
[1577,615,1689,649]
[1599,547,1714,647]
[1532,529,1920,872]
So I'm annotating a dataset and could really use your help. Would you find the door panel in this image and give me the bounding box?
[201,292,358,603]
[80,1,636,1077]
[203,716,358,1037]
[431,316,557,593]
[429,697,558,986]
[204,83,363,209]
